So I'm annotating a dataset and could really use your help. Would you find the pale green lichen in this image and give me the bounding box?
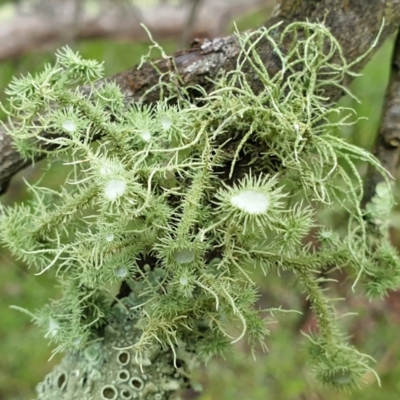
[35,289,195,400]
[1,21,400,397]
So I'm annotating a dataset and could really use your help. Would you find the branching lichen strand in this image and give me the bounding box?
[1,22,400,398]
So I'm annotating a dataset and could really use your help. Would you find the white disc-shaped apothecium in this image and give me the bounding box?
[161,116,173,131]
[114,265,128,278]
[104,179,126,201]
[105,233,114,242]
[140,129,152,142]
[174,248,195,264]
[231,189,270,214]
[62,119,77,133]
[213,173,286,234]
[46,318,60,338]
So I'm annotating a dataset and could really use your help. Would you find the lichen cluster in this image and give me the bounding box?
[1,21,400,396]
[36,279,194,400]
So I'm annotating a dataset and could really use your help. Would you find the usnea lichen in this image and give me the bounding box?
[1,21,400,398]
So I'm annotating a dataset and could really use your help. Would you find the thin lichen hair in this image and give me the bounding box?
[1,20,399,397]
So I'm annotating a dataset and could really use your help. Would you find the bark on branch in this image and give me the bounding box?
[0,0,399,195]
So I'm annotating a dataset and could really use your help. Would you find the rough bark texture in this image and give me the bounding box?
[1,0,399,195]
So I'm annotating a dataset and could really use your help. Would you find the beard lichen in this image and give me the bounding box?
[1,21,399,398]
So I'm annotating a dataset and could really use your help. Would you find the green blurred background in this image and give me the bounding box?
[1,2,400,400]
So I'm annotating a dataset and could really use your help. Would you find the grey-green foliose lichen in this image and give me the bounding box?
[36,290,195,400]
